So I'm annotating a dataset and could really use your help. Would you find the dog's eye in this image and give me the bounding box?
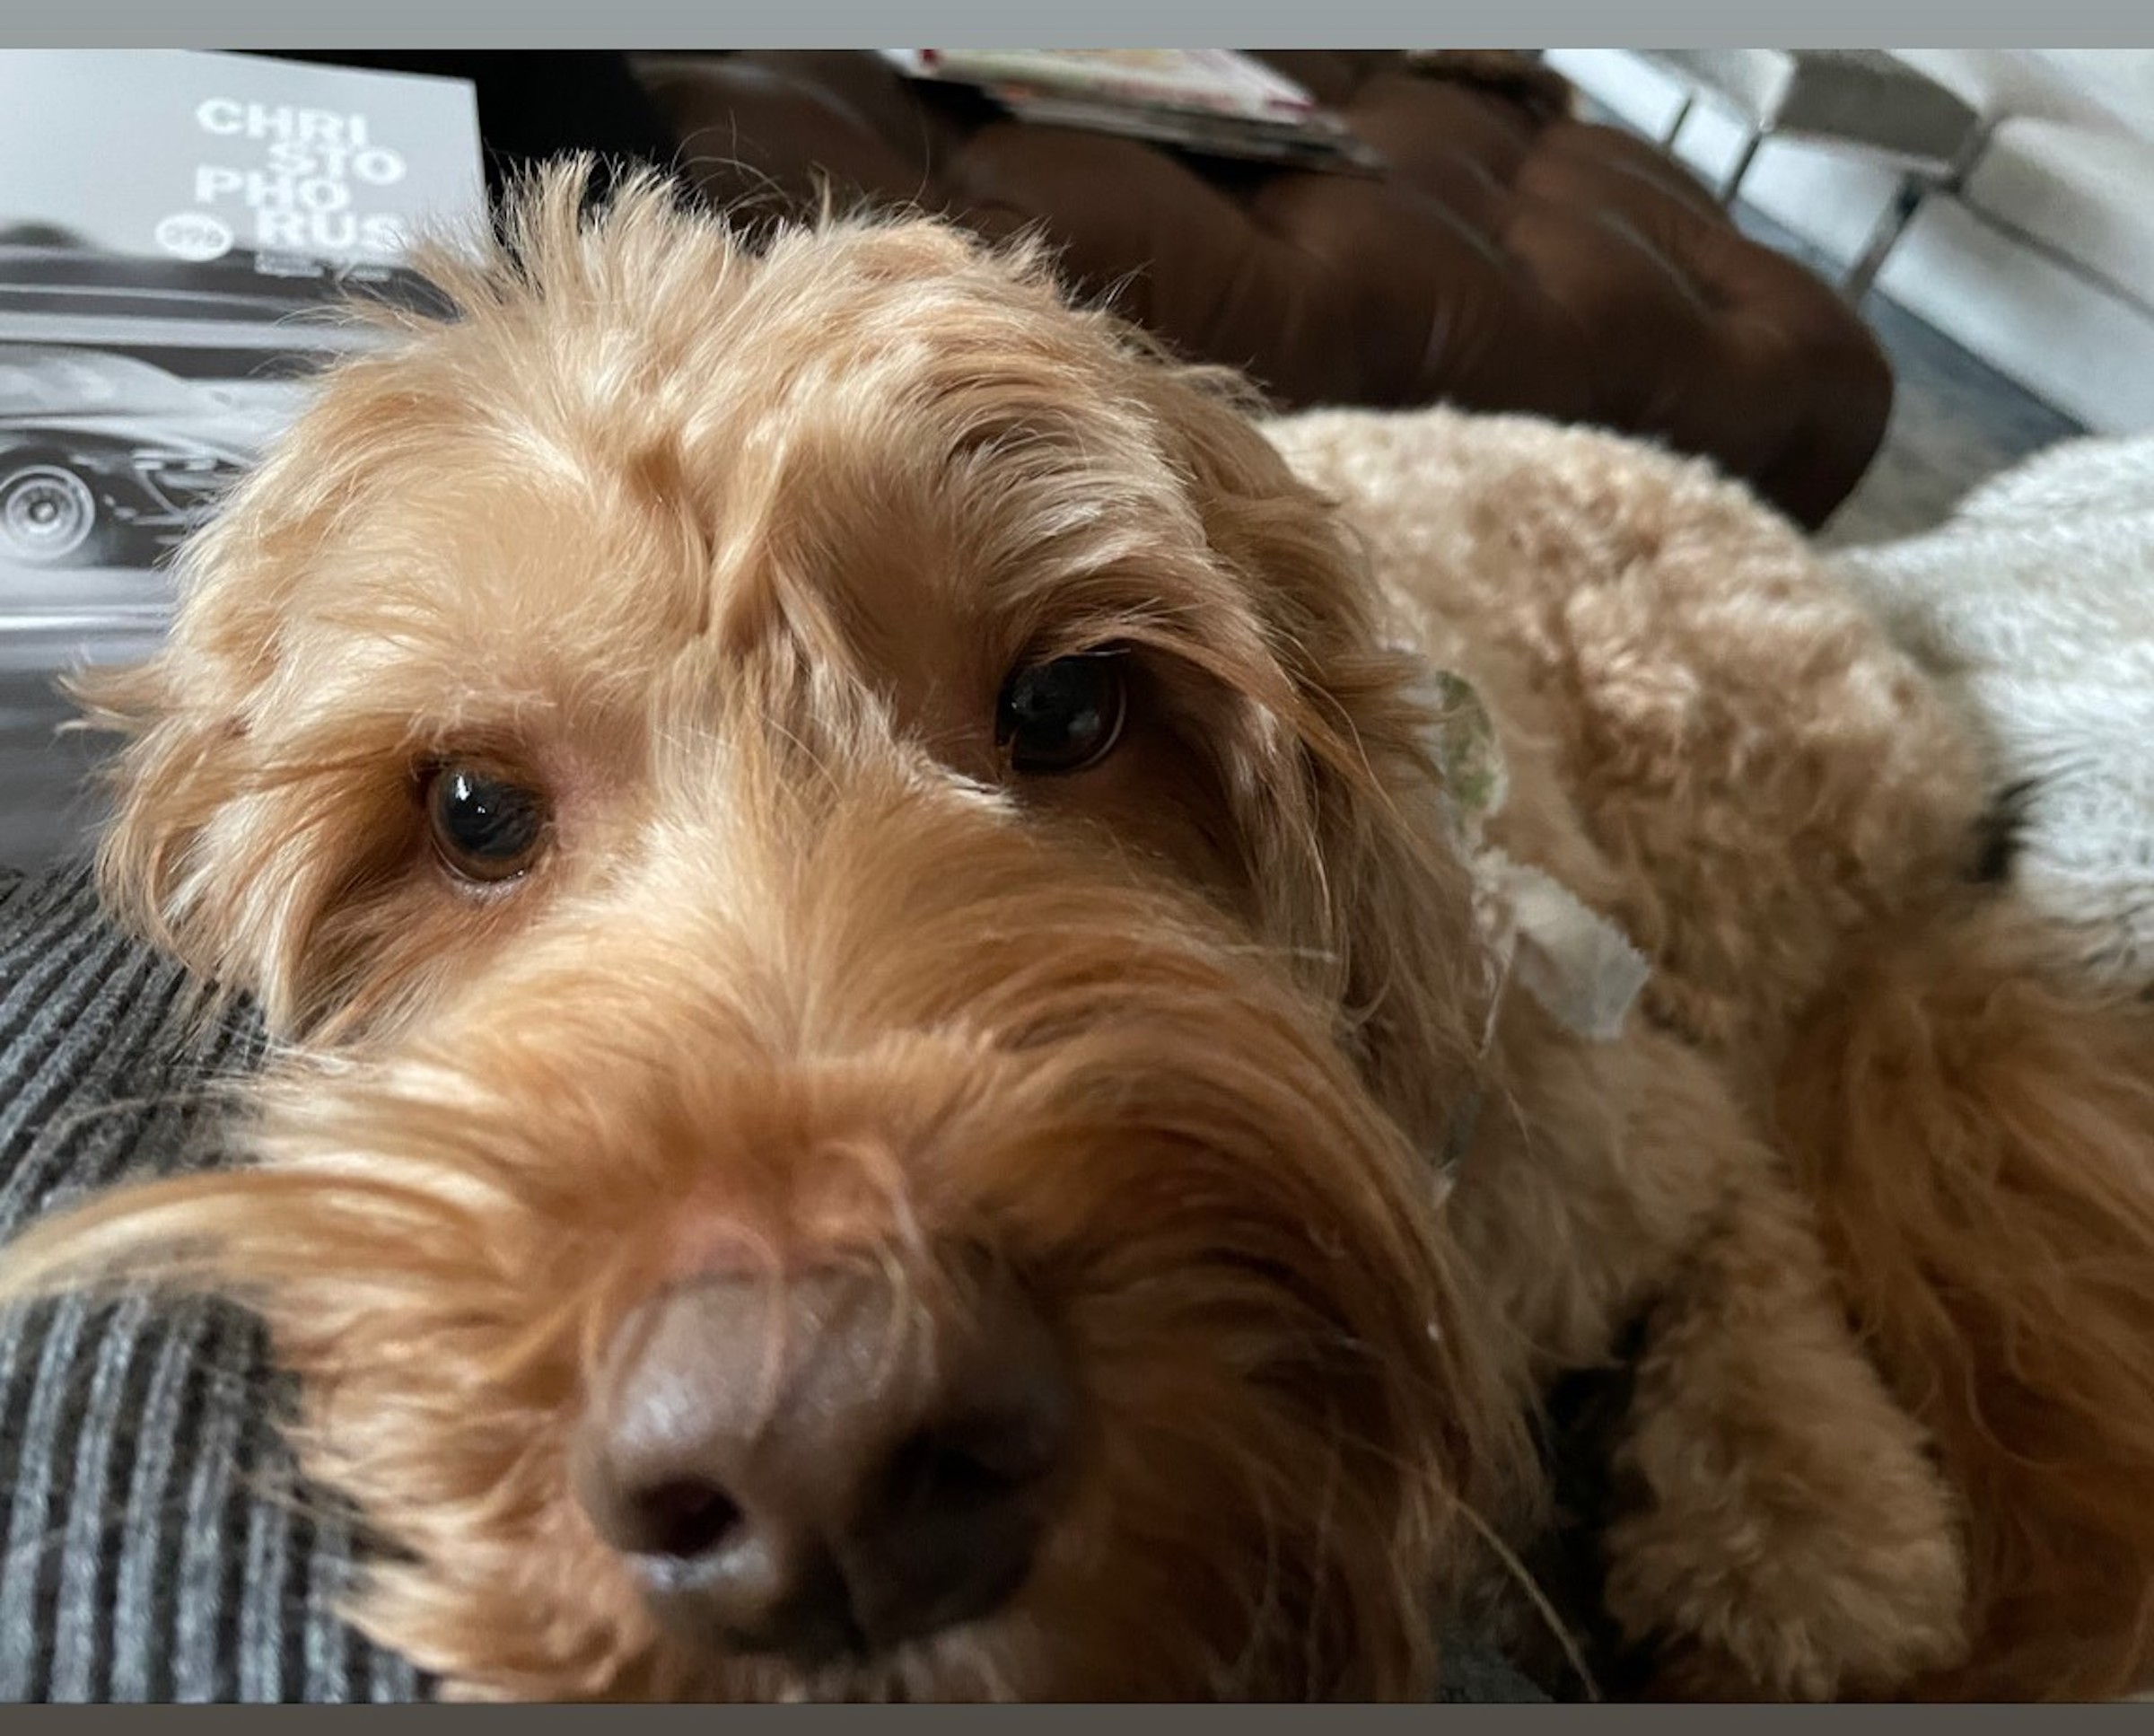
[425,764,547,883]
[996,652,1129,776]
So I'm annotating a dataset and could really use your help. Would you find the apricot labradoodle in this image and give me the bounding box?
[6,165,2154,1702]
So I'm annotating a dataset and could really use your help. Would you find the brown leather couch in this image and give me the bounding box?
[628,50,1893,529]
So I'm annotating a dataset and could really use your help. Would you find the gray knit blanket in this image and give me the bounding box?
[0,859,1545,1704]
[0,862,423,1702]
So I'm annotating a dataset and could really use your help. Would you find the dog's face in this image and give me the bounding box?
[46,171,1511,1700]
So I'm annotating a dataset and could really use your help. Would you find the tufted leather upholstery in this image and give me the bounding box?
[628,50,1892,528]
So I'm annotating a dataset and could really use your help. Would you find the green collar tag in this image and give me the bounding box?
[1421,666,1651,1047]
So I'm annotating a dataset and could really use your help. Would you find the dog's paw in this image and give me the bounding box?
[1600,1399,1969,1701]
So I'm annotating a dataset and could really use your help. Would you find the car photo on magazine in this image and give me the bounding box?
[0,338,293,574]
[0,229,402,577]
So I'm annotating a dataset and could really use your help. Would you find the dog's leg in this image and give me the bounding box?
[1600,1161,1968,1702]
[1446,1022,1966,1700]
[1779,897,2154,1700]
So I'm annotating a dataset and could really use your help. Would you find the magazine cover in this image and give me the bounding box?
[0,48,483,866]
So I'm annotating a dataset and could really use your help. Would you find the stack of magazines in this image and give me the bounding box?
[879,50,1383,173]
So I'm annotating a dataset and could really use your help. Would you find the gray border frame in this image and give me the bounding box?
[2,4,2148,50]
[5,1701,2142,1720]
[7,13,2147,1721]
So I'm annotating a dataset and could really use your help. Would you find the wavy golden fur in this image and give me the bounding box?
[4,162,2153,1701]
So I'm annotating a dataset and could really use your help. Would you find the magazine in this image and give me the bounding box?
[882,50,1321,120]
[879,50,1383,173]
[0,48,483,866]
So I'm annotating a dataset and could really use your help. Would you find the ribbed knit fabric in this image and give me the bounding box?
[0,859,1545,1704]
[0,862,424,1704]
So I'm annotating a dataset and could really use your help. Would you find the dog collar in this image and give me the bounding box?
[1416,664,1649,1047]
[1414,664,1646,1195]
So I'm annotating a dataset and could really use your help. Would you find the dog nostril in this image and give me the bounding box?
[626,1478,744,1563]
[886,1429,1023,1514]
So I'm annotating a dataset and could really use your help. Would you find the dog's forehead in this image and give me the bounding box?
[263,229,1218,739]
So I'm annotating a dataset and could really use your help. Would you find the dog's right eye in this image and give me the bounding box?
[996,652,1129,776]
[424,764,548,884]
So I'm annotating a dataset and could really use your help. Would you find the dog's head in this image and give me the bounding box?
[16,165,1518,1700]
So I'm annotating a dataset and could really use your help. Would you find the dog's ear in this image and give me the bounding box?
[66,359,456,1031]
[1128,361,1490,1153]
[70,495,335,1022]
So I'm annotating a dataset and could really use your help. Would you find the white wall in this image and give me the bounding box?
[1544,49,2154,434]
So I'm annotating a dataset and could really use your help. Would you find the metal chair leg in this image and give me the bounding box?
[1661,92,1694,147]
[1720,127,1764,206]
[1843,172,1928,301]
[1844,127,1989,303]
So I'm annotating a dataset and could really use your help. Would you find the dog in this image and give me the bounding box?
[5,162,2154,1702]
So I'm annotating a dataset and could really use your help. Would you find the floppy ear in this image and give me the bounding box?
[71,476,341,1020]
[70,445,297,952]
[66,353,462,1033]
[1127,357,1491,1154]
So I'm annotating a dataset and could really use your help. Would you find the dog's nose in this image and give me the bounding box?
[571,1262,1076,1665]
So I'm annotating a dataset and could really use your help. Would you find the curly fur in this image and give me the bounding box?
[4,163,2153,1702]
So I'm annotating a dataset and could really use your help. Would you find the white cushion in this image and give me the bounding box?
[1963,117,2154,310]
[2026,51,2154,141]
[1890,49,2139,136]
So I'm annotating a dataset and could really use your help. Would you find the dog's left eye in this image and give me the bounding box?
[996,652,1129,776]
[425,764,548,883]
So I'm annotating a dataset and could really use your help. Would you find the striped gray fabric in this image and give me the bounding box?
[0,861,423,1705]
[0,859,1545,1705]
